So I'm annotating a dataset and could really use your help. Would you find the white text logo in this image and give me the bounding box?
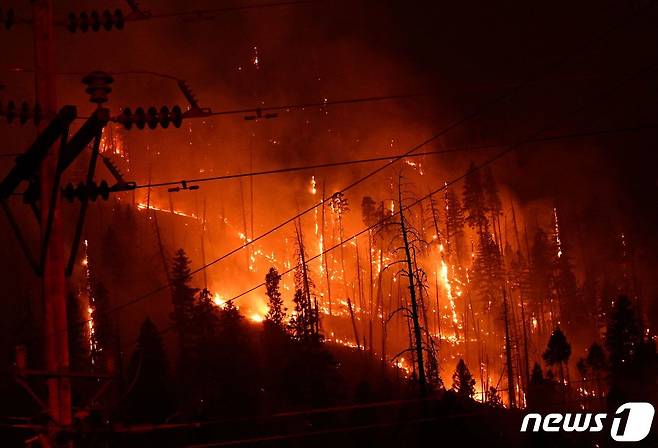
[520,402,654,442]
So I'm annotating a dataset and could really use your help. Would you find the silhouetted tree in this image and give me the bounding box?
[542,327,571,383]
[530,362,543,384]
[482,166,502,218]
[527,362,558,409]
[289,289,309,341]
[265,267,286,329]
[361,196,378,228]
[471,231,503,312]
[194,288,220,338]
[585,342,607,399]
[603,296,654,406]
[451,359,476,400]
[462,161,488,233]
[487,387,503,408]
[444,189,465,263]
[605,296,642,371]
[211,302,260,416]
[289,224,321,343]
[170,249,199,365]
[395,179,430,397]
[124,318,173,423]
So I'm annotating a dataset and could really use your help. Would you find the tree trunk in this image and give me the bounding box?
[503,287,516,408]
[399,187,427,397]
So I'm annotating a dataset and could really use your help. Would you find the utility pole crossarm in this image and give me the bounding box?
[0,106,77,200]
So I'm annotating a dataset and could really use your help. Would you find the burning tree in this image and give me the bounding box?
[288,223,321,343]
[386,175,440,396]
[529,228,554,336]
[451,358,476,400]
[471,231,503,313]
[462,161,489,234]
[265,267,286,329]
[603,295,653,407]
[578,342,607,401]
[444,188,466,264]
[542,327,571,384]
[330,191,360,349]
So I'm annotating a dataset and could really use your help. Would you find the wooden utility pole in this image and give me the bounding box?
[32,0,73,440]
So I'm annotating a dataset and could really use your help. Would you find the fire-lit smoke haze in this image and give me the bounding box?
[2,0,658,428]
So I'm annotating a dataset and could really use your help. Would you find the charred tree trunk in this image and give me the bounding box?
[339,213,361,350]
[503,287,516,408]
[322,181,332,316]
[368,232,374,355]
[399,188,427,397]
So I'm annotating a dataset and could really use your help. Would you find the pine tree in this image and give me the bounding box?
[451,358,476,399]
[604,296,651,407]
[487,387,504,408]
[462,161,489,232]
[360,196,378,227]
[194,288,220,338]
[289,225,320,343]
[604,296,642,371]
[209,301,260,416]
[542,327,571,383]
[124,318,173,422]
[530,362,544,385]
[289,289,310,341]
[444,189,466,263]
[265,267,286,329]
[482,166,504,261]
[471,231,503,312]
[170,249,199,365]
[585,342,607,398]
[527,362,557,409]
[482,166,502,217]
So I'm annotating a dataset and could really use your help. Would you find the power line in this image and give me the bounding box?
[62,83,658,342]
[134,0,658,281]
[52,2,658,336]
[76,93,425,121]
[205,93,425,117]
[175,60,658,314]
[3,67,426,121]
[122,0,322,22]
[11,0,322,29]
[133,123,658,190]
